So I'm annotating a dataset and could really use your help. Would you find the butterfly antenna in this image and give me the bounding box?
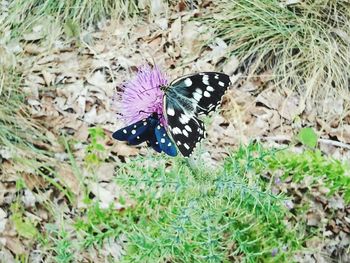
[140,86,160,94]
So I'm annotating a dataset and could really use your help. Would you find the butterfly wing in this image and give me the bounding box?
[164,72,230,157]
[147,134,162,153]
[165,113,205,157]
[167,72,231,115]
[154,123,177,157]
[112,113,177,157]
[112,115,157,145]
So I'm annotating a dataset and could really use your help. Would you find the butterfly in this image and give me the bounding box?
[113,72,231,157]
[112,112,177,157]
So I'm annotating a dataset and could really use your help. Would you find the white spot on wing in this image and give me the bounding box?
[183,130,189,137]
[218,81,225,87]
[204,91,211,97]
[184,143,190,150]
[167,107,175,116]
[193,92,202,101]
[206,86,214,92]
[177,141,182,145]
[185,125,192,132]
[179,114,190,124]
[161,138,165,143]
[123,129,127,134]
[131,130,136,134]
[202,75,209,85]
[172,127,182,134]
[195,88,202,94]
[157,125,161,130]
[143,122,147,126]
[184,78,192,87]
[168,142,172,147]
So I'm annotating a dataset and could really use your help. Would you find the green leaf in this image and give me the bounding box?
[297,127,318,148]
[64,19,80,38]
[95,143,105,151]
[11,204,38,239]
[14,218,38,239]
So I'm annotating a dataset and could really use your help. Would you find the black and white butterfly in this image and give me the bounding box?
[162,72,231,156]
[113,72,231,157]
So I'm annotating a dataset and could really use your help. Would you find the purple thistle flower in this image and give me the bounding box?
[118,65,168,126]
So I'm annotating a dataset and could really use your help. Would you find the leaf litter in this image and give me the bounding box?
[1,1,350,262]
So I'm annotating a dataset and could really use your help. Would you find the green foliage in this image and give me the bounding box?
[111,144,301,262]
[84,127,107,166]
[267,149,350,203]
[297,127,318,148]
[44,225,74,263]
[64,19,80,38]
[74,203,128,248]
[35,143,350,262]
[10,203,38,239]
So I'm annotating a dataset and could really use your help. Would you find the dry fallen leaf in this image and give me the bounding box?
[57,165,81,195]
[223,55,239,76]
[330,125,350,144]
[0,208,7,233]
[5,237,26,256]
[279,95,304,121]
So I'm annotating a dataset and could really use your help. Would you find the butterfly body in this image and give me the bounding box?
[113,71,231,157]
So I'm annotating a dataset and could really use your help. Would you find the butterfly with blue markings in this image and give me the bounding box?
[113,71,231,157]
[112,112,177,157]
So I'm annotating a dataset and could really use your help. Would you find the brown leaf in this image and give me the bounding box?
[330,125,350,144]
[182,22,200,56]
[256,90,282,110]
[95,163,116,181]
[23,44,45,55]
[307,212,321,226]
[111,143,139,157]
[279,95,304,121]
[0,208,7,234]
[223,56,239,76]
[41,70,55,86]
[57,165,81,195]
[5,237,26,255]
[169,17,182,42]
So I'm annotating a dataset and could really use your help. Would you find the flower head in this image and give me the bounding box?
[118,65,168,125]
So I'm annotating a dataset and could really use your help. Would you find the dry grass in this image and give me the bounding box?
[203,0,350,103]
[1,0,140,35]
[0,0,143,174]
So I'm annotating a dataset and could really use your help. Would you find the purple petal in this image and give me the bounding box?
[118,65,168,126]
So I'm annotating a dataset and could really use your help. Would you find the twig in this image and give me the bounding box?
[318,138,350,150]
[260,135,350,150]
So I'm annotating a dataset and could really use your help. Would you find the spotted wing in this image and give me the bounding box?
[147,134,162,153]
[112,115,157,145]
[164,72,230,157]
[154,123,177,157]
[167,72,231,115]
[165,113,205,157]
[112,114,177,157]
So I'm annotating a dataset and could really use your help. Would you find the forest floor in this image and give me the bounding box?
[1,1,350,262]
